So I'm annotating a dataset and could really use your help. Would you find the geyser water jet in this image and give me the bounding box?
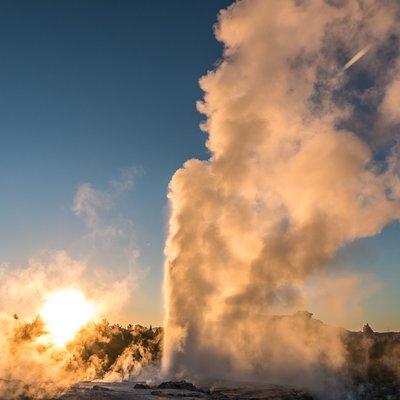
[163,0,400,393]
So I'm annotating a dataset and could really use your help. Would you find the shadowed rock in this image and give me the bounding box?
[157,381,199,391]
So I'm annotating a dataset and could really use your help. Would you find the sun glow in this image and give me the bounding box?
[41,289,95,346]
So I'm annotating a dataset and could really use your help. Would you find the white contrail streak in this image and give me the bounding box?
[343,45,372,70]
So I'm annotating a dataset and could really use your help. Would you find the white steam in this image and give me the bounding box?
[163,0,400,393]
[0,168,143,397]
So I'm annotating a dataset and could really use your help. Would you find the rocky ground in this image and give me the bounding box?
[8,314,400,399]
[58,381,314,400]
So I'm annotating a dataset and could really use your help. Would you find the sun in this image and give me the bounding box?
[41,289,95,346]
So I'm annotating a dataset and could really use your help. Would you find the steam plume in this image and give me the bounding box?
[163,0,400,393]
[0,169,143,397]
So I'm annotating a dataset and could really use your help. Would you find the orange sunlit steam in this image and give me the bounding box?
[41,289,95,346]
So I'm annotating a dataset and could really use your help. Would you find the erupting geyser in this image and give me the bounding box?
[163,0,400,393]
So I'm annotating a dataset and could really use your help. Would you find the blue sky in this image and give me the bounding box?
[0,0,232,325]
[0,0,399,330]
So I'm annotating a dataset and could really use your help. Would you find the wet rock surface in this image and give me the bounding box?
[58,381,314,400]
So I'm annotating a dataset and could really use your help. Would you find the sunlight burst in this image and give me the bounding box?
[41,289,95,346]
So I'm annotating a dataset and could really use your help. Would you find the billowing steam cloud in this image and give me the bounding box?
[163,0,400,393]
[0,169,144,397]
[0,251,139,397]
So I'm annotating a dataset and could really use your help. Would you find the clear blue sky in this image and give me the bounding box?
[0,0,399,330]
